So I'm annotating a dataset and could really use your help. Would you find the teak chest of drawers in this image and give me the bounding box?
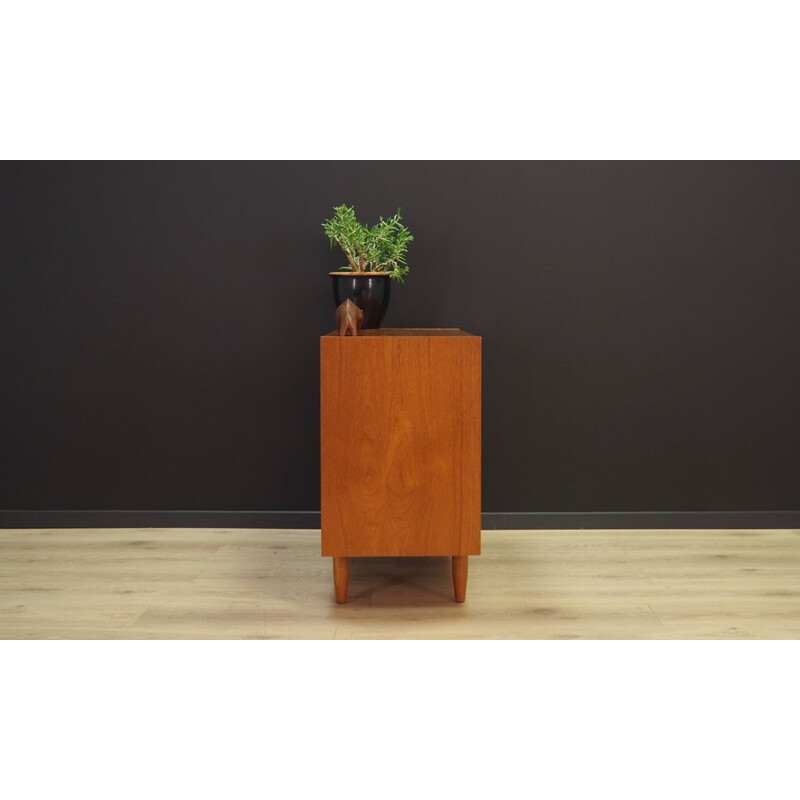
[321,328,481,603]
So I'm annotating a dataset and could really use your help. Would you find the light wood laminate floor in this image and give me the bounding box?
[1,528,799,639]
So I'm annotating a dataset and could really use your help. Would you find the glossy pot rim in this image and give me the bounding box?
[329,271,392,277]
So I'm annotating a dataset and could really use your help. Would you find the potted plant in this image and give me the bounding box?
[322,204,413,329]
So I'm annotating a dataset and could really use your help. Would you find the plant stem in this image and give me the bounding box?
[341,246,359,271]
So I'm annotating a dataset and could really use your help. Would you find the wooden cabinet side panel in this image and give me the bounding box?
[459,337,482,555]
[321,336,481,557]
[320,337,347,555]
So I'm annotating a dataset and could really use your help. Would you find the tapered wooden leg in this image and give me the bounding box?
[333,557,349,604]
[452,556,468,603]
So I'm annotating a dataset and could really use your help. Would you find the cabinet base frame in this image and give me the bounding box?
[330,555,469,604]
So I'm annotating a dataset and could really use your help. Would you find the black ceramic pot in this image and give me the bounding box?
[331,273,391,329]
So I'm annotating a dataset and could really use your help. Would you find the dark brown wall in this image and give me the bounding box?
[1,162,799,526]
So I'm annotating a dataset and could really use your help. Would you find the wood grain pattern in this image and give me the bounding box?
[320,330,481,558]
[2,528,799,639]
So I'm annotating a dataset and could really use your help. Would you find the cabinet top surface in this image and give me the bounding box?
[322,328,478,338]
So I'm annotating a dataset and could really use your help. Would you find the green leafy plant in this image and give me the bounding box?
[322,204,413,282]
